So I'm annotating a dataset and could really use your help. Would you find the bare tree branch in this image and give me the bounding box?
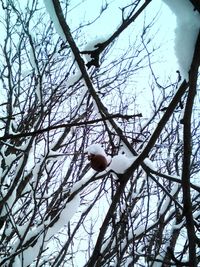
[181,30,200,267]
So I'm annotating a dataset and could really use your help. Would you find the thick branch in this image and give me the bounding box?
[181,30,200,267]
[190,0,200,13]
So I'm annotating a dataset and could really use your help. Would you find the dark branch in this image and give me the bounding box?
[190,0,200,13]
[167,247,190,266]
[181,30,200,266]
[0,113,142,141]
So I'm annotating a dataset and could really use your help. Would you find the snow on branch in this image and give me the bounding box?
[6,195,80,267]
[43,0,66,42]
[162,0,200,80]
[45,194,80,240]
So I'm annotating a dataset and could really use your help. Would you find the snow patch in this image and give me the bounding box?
[86,144,107,157]
[13,256,21,267]
[82,37,107,64]
[144,158,156,171]
[46,194,80,240]
[29,40,38,73]
[71,169,95,193]
[159,183,179,216]
[43,0,66,42]
[162,0,200,79]
[108,154,136,174]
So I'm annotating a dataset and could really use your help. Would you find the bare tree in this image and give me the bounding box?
[0,0,199,266]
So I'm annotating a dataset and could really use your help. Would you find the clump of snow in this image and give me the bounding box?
[82,40,98,63]
[9,223,44,267]
[65,72,82,89]
[4,154,17,166]
[19,234,44,267]
[10,195,80,267]
[162,0,200,80]
[86,144,107,157]
[86,145,137,174]
[46,194,80,240]
[144,158,157,171]
[159,183,179,216]
[13,256,21,267]
[172,219,185,230]
[35,83,42,103]
[120,141,137,157]
[108,154,136,174]
[71,169,95,193]
[43,0,66,42]
[82,37,107,63]
[29,39,38,73]
[133,220,157,237]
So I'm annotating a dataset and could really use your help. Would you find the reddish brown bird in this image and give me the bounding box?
[88,154,108,172]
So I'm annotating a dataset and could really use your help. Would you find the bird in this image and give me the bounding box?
[88,154,108,172]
